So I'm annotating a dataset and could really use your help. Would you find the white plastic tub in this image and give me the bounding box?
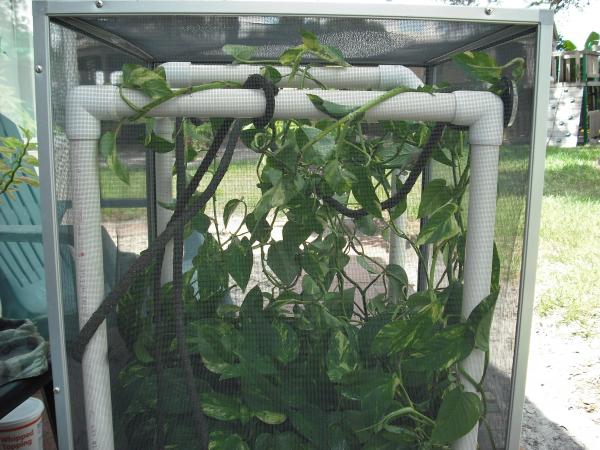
[0,397,44,450]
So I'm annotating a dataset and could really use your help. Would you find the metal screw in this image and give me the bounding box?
[559,121,565,125]
[34,64,43,74]
[53,386,61,394]
[95,0,103,8]
[485,7,493,15]
[566,132,571,137]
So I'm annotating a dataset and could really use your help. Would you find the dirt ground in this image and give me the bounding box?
[520,314,600,449]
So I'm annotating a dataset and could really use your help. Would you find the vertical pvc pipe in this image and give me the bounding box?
[386,71,422,295]
[70,139,114,450]
[154,119,175,283]
[388,170,406,301]
[453,144,500,450]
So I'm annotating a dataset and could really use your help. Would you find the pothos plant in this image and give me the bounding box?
[0,128,38,202]
[102,31,523,450]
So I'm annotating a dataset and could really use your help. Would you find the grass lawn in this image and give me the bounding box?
[99,158,259,221]
[536,146,600,335]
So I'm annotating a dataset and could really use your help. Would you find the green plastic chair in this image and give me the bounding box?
[0,115,140,339]
[0,115,50,337]
[0,114,206,341]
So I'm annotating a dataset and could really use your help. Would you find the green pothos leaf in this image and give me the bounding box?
[223,198,245,228]
[390,198,407,220]
[132,335,153,364]
[300,126,335,165]
[416,203,460,245]
[467,290,498,352]
[273,321,300,364]
[317,45,349,67]
[404,323,474,371]
[491,242,500,293]
[201,391,242,421]
[327,330,360,382]
[417,179,453,218]
[354,214,377,236]
[279,47,304,66]
[209,432,250,450]
[122,64,172,100]
[267,240,300,285]
[431,387,483,444]
[223,44,258,63]
[144,133,175,153]
[300,30,320,51]
[99,131,129,184]
[254,410,287,425]
[99,131,116,161]
[306,94,358,119]
[191,211,211,234]
[453,51,502,84]
[356,255,378,274]
[224,237,253,291]
[350,165,382,219]
[324,160,356,194]
[260,66,282,84]
[372,316,424,355]
[143,117,155,145]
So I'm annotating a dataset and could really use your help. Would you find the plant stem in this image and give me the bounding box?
[0,136,31,197]
[299,86,419,154]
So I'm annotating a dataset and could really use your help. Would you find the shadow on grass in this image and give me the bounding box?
[543,163,600,201]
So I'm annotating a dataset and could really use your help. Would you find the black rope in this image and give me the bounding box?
[70,74,279,363]
[152,247,167,450]
[318,122,446,218]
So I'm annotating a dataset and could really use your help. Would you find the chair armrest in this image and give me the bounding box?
[0,225,73,244]
[0,225,43,242]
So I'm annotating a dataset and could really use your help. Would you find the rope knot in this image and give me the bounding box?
[242,74,279,129]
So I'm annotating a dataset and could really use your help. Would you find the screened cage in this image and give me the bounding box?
[32,2,553,449]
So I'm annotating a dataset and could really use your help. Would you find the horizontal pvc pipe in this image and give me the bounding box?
[453,144,500,450]
[67,85,503,145]
[161,62,424,90]
[70,139,114,450]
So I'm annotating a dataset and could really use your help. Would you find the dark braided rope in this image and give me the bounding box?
[71,75,279,362]
[173,121,246,450]
[152,246,167,449]
[317,122,446,218]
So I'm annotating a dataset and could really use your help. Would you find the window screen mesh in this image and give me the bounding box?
[47,15,537,450]
[72,15,532,65]
[432,31,537,449]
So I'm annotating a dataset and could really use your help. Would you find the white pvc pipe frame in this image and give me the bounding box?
[111,63,424,91]
[159,63,423,279]
[66,80,502,450]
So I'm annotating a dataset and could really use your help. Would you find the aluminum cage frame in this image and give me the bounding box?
[32,2,553,449]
